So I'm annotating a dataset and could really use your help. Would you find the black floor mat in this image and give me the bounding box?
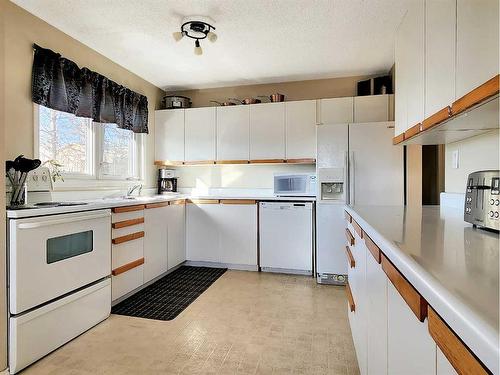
[111,266,227,321]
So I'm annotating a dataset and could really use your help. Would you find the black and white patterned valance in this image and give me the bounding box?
[32,44,149,134]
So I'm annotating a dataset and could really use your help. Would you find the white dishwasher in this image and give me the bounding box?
[259,202,313,275]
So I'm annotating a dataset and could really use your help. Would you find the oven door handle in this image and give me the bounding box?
[17,212,111,229]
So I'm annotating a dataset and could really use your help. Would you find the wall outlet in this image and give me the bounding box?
[452,150,459,169]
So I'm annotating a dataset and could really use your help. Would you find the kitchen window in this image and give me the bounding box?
[36,105,143,181]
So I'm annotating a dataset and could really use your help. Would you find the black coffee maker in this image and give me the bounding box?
[158,169,178,194]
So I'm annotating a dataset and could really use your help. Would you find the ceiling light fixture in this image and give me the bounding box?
[172,16,217,56]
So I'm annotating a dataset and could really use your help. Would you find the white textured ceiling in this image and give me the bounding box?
[12,0,410,90]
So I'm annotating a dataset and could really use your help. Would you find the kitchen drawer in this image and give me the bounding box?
[112,222,145,239]
[112,263,143,301]
[112,206,145,223]
[112,237,144,269]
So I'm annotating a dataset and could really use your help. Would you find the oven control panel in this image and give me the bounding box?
[464,170,499,231]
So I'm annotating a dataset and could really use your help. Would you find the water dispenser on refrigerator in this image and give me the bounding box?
[318,168,345,202]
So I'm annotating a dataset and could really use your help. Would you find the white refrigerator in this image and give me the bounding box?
[316,122,404,284]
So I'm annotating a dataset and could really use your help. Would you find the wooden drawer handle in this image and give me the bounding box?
[145,202,169,209]
[112,231,145,245]
[452,74,499,116]
[112,205,145,213]
[187,199,220,204]
[382,254,427,322]
[393,133,405,145]
[345,228,355,246]
[404,123,422,139]
[220,199,256,205]
[352,219,363,238]
[249,159,286,164]
[344,210,352,223]
[421,106,451,131]
[428,307,488,375]
[285,158,316,164]
[112,258,144,276]
[346,282,355,312]
[364,234,381,264]
[216,160,250,165]
[112,217,144,229]
[345,246,355,268]
[170,199,186,205]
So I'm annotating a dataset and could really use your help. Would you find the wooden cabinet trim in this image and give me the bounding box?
[112,205,145,213]
[404,123,422,139]
[346,282,355,312]
[428,307,489,375]
[285,158,316,164]
[216,160,249,164]
[170,199,186,205]
[112,231,145,245]
[352,220,363,238]
[452,75,499,116]
[187,199,220,204]
[345,228,355,246]
[112,258,145,276]
[145,202,170,209]
[393,133,405,145]
[381,254,428,321]
[344,210,352,223]
[249,159,286,164]
[220,199,256,205]
[184,160,216,165]
[364,234,381,264]
[421,106,452,131]
[154,160,184,166]
[345,246,355,268]
[112,217,144,229]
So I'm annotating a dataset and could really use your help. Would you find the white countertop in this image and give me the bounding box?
[6,194,316,218]
[345,205,499,374]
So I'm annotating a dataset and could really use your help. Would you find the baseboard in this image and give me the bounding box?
[184,260,258,272]
[260,267,312,276]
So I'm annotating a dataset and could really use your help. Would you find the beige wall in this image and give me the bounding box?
[4,1,164,188]
[0,0,7,370]
[445,130,500,193]
[406,145,422,207]
[172,74,377,108]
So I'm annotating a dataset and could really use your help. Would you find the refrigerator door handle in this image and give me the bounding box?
[349,151,355,205]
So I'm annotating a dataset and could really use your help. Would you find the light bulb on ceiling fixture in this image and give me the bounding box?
[194,39,203,55]
[207,31,217,43]
[172,31,184,42]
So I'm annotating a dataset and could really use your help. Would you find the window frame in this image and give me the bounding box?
[34,104,144,184]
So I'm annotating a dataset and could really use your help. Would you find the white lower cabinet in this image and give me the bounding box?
[167,202,186,269]
[365,249,387,375]
[186,202,258,267]
[387,282,436,375]
[144,205,169,283]
[437,347,458,375]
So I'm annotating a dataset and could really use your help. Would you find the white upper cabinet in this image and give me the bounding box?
[425,0,456,117]
[216,106,249,161]
[404,0,425,129]
[318,97,353,125]
[456,0,499,98]
[249,102,285,160]
[185,107,216,162]
[353,95,390,123]
[285,100,317,159]
[155,109,184,162]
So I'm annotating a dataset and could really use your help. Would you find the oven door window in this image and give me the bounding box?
[46,230,94,264]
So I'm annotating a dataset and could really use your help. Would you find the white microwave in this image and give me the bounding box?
[274,173,317,197]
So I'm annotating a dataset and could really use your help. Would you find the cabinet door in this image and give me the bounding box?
[404,0,425,128]
[249,102,285,160]
[456,0,499,98]
[217,106,250,161]
[185,107,216,162]
[437,347,458,375]
[366,249,387,375]
[167,202,186,269]
[285,100,317,159]
[318,97,353,125]
[387,282,436,375]
[353,95,389,123]
[186,203,220,262]
[144,206,168,283]
[155,109,184,163]
[218,204,257,266]
[394,17,408,136]
[425,0,456,117]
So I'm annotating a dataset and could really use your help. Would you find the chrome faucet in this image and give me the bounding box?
[126,183,142,197]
